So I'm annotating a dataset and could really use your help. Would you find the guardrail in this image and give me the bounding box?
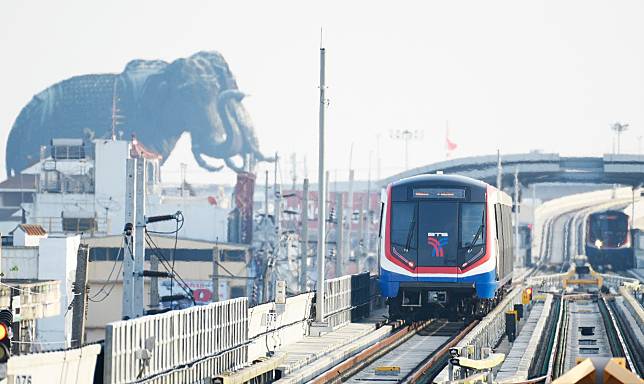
[104,297,248,384]
[323,275,352,329]
[455,287,523,359]
[619,285,644,335]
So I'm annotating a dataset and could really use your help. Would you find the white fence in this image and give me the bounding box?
[323,275,352,329]
[104,298,248,384]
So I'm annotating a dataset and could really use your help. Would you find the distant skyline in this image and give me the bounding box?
[1,1,644,184]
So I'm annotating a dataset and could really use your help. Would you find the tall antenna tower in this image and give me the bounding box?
[111,79,123,140]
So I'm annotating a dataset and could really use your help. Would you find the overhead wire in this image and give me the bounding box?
[144,231,195,306]
[88,238,124,302]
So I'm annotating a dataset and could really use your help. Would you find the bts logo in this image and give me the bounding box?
[427,232,448,257]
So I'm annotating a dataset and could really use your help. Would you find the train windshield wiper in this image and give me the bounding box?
[404,208,417,252]
[466,222,484,255]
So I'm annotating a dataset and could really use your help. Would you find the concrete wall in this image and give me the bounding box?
[248,292,313,361]
[94,139,129,235]
[8,343,101,383]
[36,235,80,349]
[1,247,38,279]
[146,195,229,242]
[13,228,47,247]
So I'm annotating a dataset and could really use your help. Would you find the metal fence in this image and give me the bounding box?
[323,275,352,329]
[104,298,248,384]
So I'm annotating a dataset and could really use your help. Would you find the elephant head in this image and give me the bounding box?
[5,51,273,176]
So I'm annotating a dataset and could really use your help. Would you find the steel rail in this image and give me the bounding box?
[309,319,434,384]
[601,295,635,370]
[401,320,479,384]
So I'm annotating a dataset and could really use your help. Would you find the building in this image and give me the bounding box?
[0,137,231,243]
[81,235,251,342]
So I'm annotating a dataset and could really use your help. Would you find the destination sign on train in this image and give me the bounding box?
[412,188,466,199]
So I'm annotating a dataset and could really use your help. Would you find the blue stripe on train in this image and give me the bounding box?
[379,267,498,299]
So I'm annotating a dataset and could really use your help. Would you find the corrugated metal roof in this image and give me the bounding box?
[17,224,47,236]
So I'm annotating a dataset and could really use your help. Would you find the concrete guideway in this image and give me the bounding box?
[381,153,644,187]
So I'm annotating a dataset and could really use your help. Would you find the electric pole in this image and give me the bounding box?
[335,192,344,277]
[315,46,327,324]
[300,178,309,292]
[71,244,90,348]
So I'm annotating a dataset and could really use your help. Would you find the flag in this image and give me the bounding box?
[446,124,457,157]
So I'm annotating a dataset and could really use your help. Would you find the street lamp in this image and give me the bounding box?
[389,129,423,170]
[611,122,629,154]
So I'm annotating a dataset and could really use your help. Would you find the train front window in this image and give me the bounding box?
[459,203,486,265]
[390,202,417,266]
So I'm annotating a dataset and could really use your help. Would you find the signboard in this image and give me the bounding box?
[159,280,229,309]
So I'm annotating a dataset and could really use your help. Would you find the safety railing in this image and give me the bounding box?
[323,275,352,329]
[456,287,523,359]
[104,297,248,384]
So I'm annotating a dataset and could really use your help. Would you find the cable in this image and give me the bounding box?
[146,212,184,235]
[88,239,124,301]
[170,217,179,300]
[144,232,195,306]
[0,281,47,296]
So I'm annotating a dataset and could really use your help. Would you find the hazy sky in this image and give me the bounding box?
[1,1,644,184]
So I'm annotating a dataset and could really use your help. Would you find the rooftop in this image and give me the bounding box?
[15,224,47,236]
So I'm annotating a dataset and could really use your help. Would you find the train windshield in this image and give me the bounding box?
[590,214,628,246]
[389,201,485,268]
[459,203,486,266]
[390,202,417,266]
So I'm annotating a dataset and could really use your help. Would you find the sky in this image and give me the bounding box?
[1,1,644,185]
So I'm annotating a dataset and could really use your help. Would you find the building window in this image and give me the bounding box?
[62,217,97,232]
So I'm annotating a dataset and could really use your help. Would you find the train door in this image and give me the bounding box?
[417,201,458,282]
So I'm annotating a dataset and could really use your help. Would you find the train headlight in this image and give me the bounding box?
[594,239,603,249]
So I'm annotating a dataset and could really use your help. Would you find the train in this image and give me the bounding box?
[378,174,514,321]
[585,210,634,271]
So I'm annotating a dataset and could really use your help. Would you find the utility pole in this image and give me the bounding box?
[133,159,146,318]
[212,247,220,302]
[514,168,520,268]
[300,178,309,292]
[71,244,90,348]
[291,153,297,190]
[496,150,503,191]
[122,159,136,319]
[335,192,344,277]
[149,255,159,308]
[262,170,270,303]
[315,46,327,324]
[365,151,372,254]
[345,169,354,268]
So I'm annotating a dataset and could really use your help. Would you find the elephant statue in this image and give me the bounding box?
[5,51,273,176]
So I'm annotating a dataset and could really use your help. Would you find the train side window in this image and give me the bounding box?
[494,204,501,239]
[378,202,385,238]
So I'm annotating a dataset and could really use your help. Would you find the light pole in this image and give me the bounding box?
[611,122,629,154]
[315,47,327,324]
[390,129,423,171]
